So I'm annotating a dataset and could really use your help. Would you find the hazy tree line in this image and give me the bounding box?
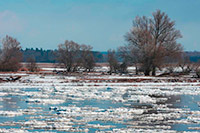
[23,48,56,63]
[20,49,200,64]
[22,48,105,63]
[1,10,200,76]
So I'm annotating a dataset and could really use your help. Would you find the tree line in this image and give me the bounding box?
[22,48,106,63]
[0,10,200,76]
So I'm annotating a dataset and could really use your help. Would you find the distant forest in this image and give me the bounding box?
[22,48,200,63]
[185,51,200,62]
[22,48,107,63]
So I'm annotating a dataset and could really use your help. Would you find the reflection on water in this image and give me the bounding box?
[176,95,200,111]
[2,96,21,111]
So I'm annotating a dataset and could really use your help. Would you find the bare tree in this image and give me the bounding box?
[80,45,95,72]
[118,45,140,75]
[58,40,81,72]
[0,35,22,71]
[26,57,38,72]
[107,49,119,74]
[125,10,183,76]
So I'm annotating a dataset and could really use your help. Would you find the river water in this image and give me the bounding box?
[0,86,200,132]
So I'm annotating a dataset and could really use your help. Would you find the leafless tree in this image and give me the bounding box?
[118,45,140,75]
[177,53,191,73]
[26,57,38,72]
[0,35,22,71]
[125,10,183,76]
[80,45,95,72]
[58,40,81,72]
[107,49,119,74]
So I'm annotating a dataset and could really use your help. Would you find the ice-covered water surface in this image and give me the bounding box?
[0,74,200,132]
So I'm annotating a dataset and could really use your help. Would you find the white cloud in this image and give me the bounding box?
[0,10,23,35]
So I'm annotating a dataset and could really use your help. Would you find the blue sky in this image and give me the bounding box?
[0,0,199,51]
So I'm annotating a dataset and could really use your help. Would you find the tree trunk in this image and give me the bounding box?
[67,67,71,72]
[109,67,112,75]
[144,69,150,76]
[135,64,138,75]
[152,66,156,76]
